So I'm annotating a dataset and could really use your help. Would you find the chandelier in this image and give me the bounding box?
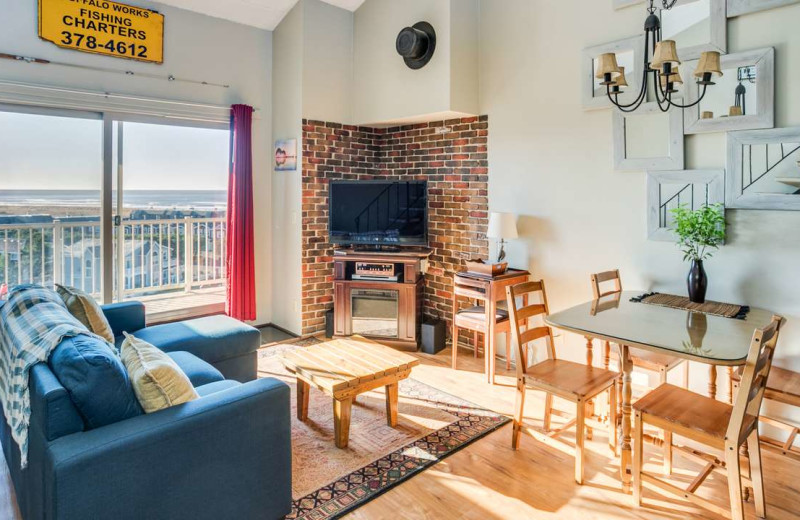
[596,0,722,113]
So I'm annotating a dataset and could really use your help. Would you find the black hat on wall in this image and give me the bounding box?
[396,21,436,70]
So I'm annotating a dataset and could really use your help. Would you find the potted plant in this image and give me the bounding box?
[670,203,726,304]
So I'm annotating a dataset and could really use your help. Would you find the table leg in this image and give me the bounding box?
[585,336,595,440]
[618,344,633,494]
[708,365,718,400]
[334,398,352,449]
[297,379,309,421]
[385,383,399,427]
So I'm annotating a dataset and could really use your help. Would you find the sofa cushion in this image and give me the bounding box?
[195,379,241,397]
[48,335,143,429]
[131,315,261,365]
[167,351,225,387]
[120,333,199,413]
[55,285,115,343]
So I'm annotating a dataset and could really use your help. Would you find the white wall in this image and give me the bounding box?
[478,0,800,411]
[271,1,304,334]
[0,0,274,325]
[271,0,354,335]
[303,0,354,123]
[353,0,479,125]
[449,0,479,115]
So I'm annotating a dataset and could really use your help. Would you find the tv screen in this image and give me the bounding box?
[329,180,428,246]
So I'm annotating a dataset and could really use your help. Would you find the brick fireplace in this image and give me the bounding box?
[300,116,489,337]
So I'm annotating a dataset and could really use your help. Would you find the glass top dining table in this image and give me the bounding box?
[545,291,777,366]
[544,290,779,494]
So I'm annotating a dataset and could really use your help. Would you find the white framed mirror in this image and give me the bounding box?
[659,0,727,60]
[613,102,685,171]
[681,47,774,134]
[647,170,725,241]
[727,0,800,17]
[727,127,800,210]
[582,35,645,110]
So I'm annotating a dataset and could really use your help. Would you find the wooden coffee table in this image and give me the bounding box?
[281,335,420,448]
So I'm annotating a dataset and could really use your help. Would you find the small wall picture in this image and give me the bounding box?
[274,138,297,171]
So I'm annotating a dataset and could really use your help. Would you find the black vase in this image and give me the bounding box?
[687,259,708,304]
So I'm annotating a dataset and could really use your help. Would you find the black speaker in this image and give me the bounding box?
[325,309,334,338]
[421,318,445,354]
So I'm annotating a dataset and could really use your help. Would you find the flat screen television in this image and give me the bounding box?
[329,180,428,246]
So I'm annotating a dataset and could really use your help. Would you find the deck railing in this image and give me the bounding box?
[0,217,226,299]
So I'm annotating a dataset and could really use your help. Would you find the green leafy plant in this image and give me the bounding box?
[670,203,726,261]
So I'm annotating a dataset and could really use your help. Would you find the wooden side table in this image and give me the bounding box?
[453,268,530,384]
[280,335,420,448]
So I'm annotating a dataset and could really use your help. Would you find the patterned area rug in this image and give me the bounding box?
[258,339,509,520]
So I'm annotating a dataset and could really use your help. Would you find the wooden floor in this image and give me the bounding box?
[343,347,800,520]
[2,344,798,519]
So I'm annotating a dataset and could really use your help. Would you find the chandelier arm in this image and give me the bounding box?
[654,70,669,102]
[606,71,648,109]
[655,87,672,112]
[605,35,651,110]
[609,89,649,113]
[664,83,710,109]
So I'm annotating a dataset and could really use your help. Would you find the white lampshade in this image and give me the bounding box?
[487,212,518,240]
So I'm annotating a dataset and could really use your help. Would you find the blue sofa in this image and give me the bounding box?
[1,302,292,520]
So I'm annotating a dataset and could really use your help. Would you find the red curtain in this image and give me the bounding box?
[226,104,256,321]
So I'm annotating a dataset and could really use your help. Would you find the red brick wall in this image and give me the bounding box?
[301,116,489,336]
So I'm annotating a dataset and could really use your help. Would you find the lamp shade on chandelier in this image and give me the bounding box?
[599,0,722,113]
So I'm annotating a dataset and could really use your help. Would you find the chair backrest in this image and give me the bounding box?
[726,315,783,445]
[590,269,622,299]
[453,275,488,303]
[506,280,554,376]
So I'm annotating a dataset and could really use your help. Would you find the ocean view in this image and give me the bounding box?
[0,190,227,210]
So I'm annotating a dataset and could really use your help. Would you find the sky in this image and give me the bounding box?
[0,110,229,191]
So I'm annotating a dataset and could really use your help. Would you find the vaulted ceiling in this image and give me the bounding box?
[155,0,365,30]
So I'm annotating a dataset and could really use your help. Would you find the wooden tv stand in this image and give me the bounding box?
[332,247,432,351]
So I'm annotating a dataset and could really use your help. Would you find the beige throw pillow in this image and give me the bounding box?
[120,332,199,413]
[56,284,115,343]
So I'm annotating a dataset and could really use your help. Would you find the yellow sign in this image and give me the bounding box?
[38,0,164,64]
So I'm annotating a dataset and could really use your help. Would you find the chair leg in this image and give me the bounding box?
[451,323,459,369]
[633,411,644,507]
[608,383,618,456]
[506,332,511,370]
[543,393,553,432]
[725,443,746,520]
[663,430,672,475]
[575,399,586,485]
[748,430,766,518]
[603,341,611,371]
[512,378,526,450]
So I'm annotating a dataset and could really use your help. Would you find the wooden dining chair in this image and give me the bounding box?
[731,365,800,463]
[591,269,689,388]
[508,280,618,485]
[451,275,511,374]
[633,315,783,520]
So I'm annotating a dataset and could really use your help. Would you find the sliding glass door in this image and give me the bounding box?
[111,119,229,318]
[0,106,104,297]
[0,104,229,319]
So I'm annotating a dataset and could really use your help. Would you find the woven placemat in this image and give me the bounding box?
[630,292,750,320]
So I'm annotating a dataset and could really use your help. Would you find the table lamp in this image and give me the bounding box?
[487,212,518,263]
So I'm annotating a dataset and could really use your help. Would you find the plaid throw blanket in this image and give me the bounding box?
[0,285,100,467]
